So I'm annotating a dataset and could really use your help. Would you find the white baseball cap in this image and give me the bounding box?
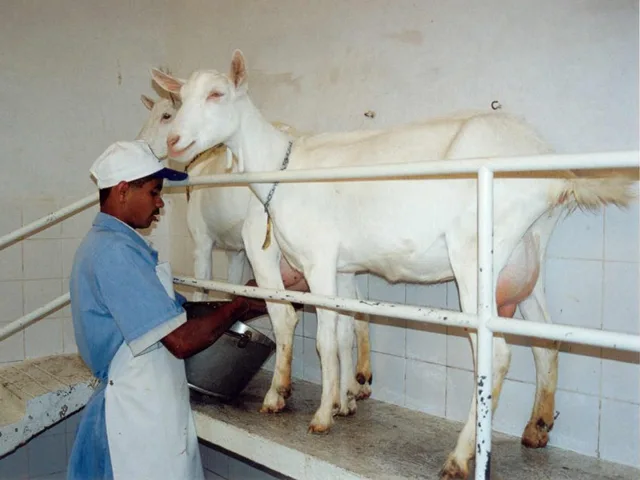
[90,140,188,189]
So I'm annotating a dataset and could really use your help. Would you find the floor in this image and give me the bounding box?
[193,371,640,480]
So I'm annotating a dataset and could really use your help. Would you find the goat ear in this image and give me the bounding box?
[151,68,184,95]
[169,93,181,107]
[230,50,247,91]
[140,95,155,111]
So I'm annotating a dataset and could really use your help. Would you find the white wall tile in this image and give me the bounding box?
[504,342,536,384]
[211,249,229,281]
[25,318,64,359]
[493,379,536,437]
[355,273,369,299]
[59,202,98,239]
[368,274,406,304]
[369,351,405,406]
[228,455,279,479]
[599,399,639,467]
[0,243,23,282]
[205,444,230,478]
[406,323,448,365]
[294,310,304,338]
[0,280,23,322]
[405,359,446,416]
[0,199,22,238]
[548,390,600,456]
[604,196,639,262]
[62,317,78,354]
[547,209,604,260]
[446,329,474,371]
[446,281,461,311]
[302,337,321,384]
[369,316,405,357]
[602,261,639,335]
[60,238,81,279]
[27,433,67,477]
[245,313,272,331]
[23,279,63,319]
[545,258,603,329]
[0,328,25,363]
[292,335,304,380]
[204,469,225,480]
[65,411,82,437]
[406,283,448,309]
[40,418,67,438]
[0,444,28,479]
[303,307,317,339]
[23,239,62,280]
[22,198,62,240]
[406,283,448,365]
[557,345,601,396]
[445,367,474,423]
[601,354,640,404]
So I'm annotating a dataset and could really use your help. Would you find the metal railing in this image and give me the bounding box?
[1,149,638,480]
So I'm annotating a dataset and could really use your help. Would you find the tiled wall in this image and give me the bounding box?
[0,195,172,365]
[0,413,282,480]
[208,198,640,469]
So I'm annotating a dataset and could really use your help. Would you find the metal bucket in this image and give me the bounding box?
[185,318,275,400]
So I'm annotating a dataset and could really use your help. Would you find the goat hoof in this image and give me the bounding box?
[355,383,372,400]
[260,390,286,413]
[521,419,552,448]
[308,422,332,435]
[276,385,292,399]
[439,456,468,480]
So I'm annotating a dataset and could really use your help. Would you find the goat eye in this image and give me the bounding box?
[161,113,172,120]
[207,91,224,100]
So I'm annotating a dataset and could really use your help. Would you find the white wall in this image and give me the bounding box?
[0,0,637,473]
[0,0,172,364]
[164,0,640,468]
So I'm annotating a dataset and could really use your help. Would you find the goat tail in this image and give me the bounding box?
[556,172,637,212]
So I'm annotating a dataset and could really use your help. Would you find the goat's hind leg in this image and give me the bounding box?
[354,313,373,400]
[519,280,559,448]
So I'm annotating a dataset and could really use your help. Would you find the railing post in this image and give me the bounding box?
[475,166,494,479]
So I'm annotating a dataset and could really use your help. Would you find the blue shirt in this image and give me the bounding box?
[67,212,187,480]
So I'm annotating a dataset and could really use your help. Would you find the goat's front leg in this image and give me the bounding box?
[242,216,299,413]
[336,273,359,416]
[191,234,214,302]
[305,256,341,434]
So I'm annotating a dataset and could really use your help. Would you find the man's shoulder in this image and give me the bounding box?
[76,228,146,270]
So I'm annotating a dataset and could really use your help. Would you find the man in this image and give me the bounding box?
[67,140,266,480]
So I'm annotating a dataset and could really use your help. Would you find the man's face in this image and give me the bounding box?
[124,178,164,229]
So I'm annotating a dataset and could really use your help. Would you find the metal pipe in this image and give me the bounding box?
[0,293,70,342]
[167,150,638,187]
[488,317,640,353]
[475,167,494,480]
[173,276,479,329]
[173,276,640,353]
[0,193,98,251]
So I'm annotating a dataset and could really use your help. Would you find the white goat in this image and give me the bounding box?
[151,52,634,479]
[137,93,374,407]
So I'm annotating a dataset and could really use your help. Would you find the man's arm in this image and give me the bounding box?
[161,294,270,359]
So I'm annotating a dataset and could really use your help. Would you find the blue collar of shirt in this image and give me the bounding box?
[92,212,159,262]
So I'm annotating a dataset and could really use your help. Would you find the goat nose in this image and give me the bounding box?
[167,134,180,148]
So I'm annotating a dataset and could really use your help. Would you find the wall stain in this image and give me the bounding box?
[386,29,423,46]
[251,70,301,93]
[116,59,122,86]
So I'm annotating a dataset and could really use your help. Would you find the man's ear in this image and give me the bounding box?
[114,181,130,202]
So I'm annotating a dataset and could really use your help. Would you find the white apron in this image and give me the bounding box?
[105,261,204,480]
